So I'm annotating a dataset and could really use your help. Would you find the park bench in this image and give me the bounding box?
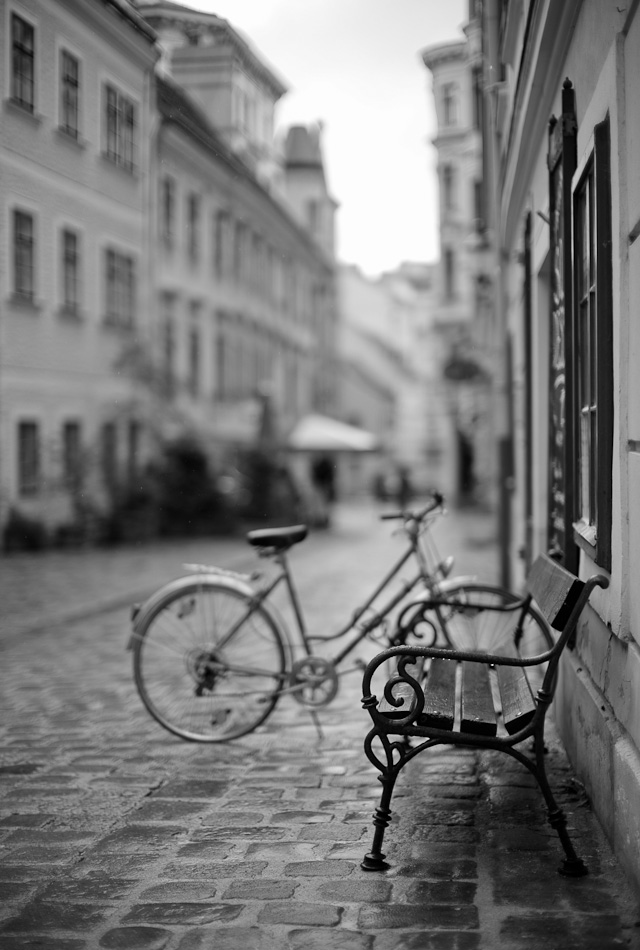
[360,553,609,877]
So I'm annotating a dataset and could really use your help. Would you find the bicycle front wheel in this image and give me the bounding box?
[396,582,553,655]
[433,582,553,657]
[132,580,287,742]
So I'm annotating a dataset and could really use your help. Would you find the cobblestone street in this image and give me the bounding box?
[1,501,639,949]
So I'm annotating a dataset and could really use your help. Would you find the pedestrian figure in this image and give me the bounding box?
[396,465,413,510]
[310,454,336,527]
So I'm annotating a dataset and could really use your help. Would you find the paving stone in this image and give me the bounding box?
[138,882,218,901]
[358,903,480,930]
[99,926,171,949]
[159,861,267,879]
[122,903,244,925]
[0,937,86,950]
[222,879,297,899]
[133,801,209,821]
[0,881,38,902]
[388,858,478,880]
[288,930,374,949]
[284,860,356,877]
[200,811,265,826]
[296,823,367,841]
[257,901,343,926]
[373,933,481,950]
[244,842,321,860]
[0,814,55,827]
[90,825,188,853]
[404,881,477,904]
[317,879,392,902]
[271,810,333,823]
[2,902,111,932]
[39,878,138,901]
[190,826,288,842]
[176,926,279,949]
[151,781,228,799]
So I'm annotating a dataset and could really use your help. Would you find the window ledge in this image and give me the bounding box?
[57,304,84,321]
[55,127,86,149]
[8,293,41,312]
[4,98,42,124]
[573,519,597,555]
[100,153,138,178]
[102,313,134,330]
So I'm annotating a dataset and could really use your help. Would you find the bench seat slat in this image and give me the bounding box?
[497,665,536,735]
[419,658,456,731]
[460,662,497,736]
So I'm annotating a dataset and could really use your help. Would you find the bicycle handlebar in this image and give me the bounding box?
[379,491,445,523]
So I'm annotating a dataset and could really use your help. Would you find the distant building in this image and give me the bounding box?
[421,5,496,507]
[0,0,158,538]
[337,261,443,496]
[0,0,338,541]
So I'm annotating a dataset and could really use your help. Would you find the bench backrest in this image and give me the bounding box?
[526,553,586,631]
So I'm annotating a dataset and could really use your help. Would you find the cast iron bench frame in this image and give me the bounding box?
[360,553,609,876]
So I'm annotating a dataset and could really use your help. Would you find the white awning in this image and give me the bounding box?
[287,414,381,453]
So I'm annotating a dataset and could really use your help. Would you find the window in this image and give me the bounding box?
[104,84,136,170]
[11,14,35,112]
[160,176,175,248]
[60,50,79,138]
[62,420,81,488]
[18,421,40,496]
[13,210,35,301]
[444,248,456,299]
[101,421,117,491]
[472,65,483,130]
[61,229,80,313]
[161,293,176,389]
[442,165,455,210]
[187,193,200,264]
[443,83,457,126]
[188,323,200,396]
[105,249,135,326]
[473,180,484,233]
[572,117,613,569]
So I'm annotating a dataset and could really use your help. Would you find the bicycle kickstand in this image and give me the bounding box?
[309,710,324,742]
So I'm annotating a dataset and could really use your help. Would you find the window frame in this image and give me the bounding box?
[103,82,136,171]
[13,208,35,301]
[10,12,35,113]
[61,227,81,314]
[62,419,82,489]
[18,420,40,497]
[571,115,613,570]
[104,247,136,327]
[59,48,80,139]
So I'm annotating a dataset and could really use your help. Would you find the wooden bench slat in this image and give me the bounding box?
[527,553,585,630]
[378,656,426,719]
[419,658,456,731]
[497,665,536,735]
[460,662,497,736]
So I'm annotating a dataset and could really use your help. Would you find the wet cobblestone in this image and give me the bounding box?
[1,501,639,947]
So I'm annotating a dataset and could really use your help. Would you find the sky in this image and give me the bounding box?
[176,0,468,277]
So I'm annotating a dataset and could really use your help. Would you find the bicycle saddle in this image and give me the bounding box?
[246,525,308,550]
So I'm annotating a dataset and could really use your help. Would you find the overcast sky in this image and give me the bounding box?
[179,0,467,276]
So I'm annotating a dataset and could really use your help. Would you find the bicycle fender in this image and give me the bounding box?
[411,575,479,606]
[127,573,263,649]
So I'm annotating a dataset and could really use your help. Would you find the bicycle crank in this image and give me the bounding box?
[288,656,339,707]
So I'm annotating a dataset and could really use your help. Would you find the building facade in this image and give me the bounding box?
[422,5,497,509]
[483,0,640,892]
[1,0,339,541]
[0,0,158,540]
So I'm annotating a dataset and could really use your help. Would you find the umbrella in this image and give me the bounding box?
[287,414,381,453]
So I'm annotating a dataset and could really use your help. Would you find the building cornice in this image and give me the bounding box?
[421,40,466,72]
[135,1,288,98]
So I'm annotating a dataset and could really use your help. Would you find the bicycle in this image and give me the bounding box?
[128,492,552,742]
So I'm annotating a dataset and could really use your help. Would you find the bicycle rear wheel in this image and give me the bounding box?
[132,580,287,742]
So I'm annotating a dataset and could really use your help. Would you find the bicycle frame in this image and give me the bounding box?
[214,507,454,674]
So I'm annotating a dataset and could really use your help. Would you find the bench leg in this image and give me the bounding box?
[362,770,396,871]
[530,723,588,877]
